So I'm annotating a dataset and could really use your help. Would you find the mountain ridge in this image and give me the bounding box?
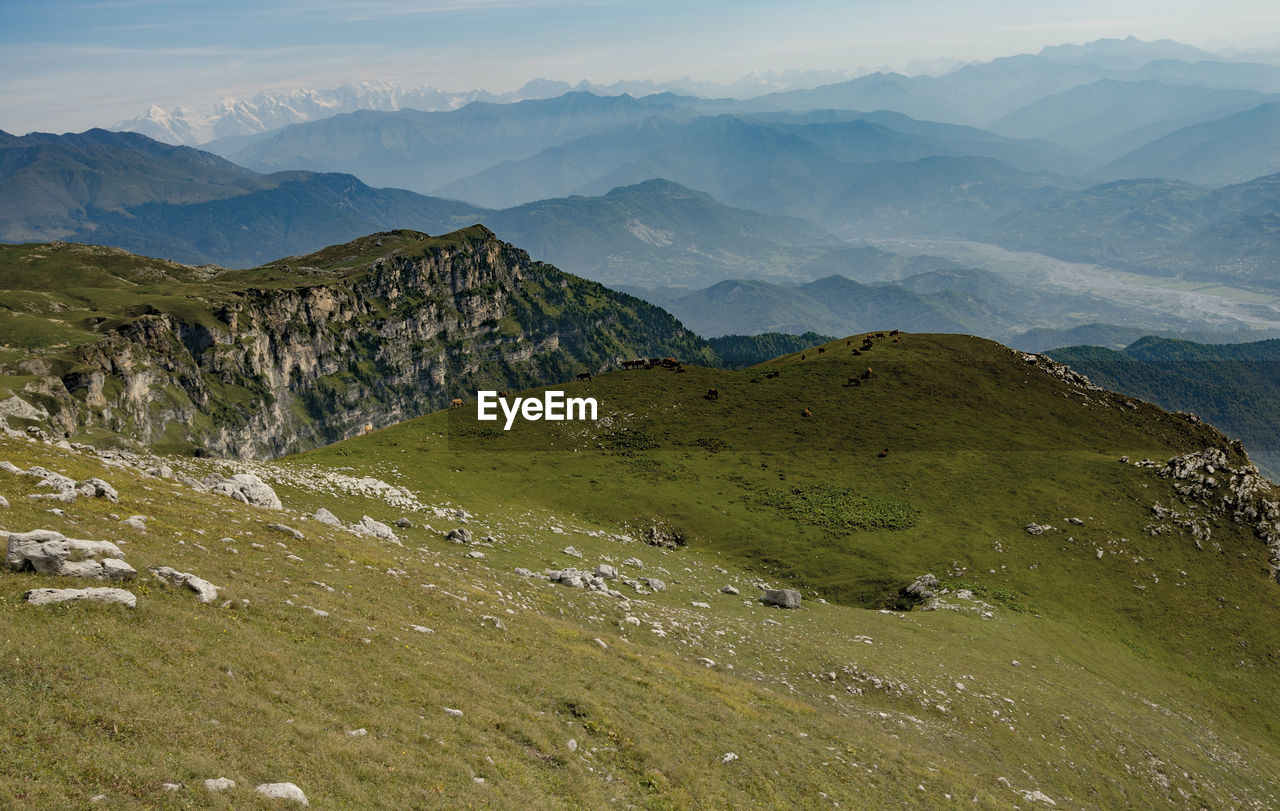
[0,228,712,457]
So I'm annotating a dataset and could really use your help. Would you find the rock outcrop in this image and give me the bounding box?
[150,566,220,603]
[352,516,399,544]
[8,228,713,459]
[208,473,282,509]
[1154,446,1280,580]
[6,529,136,580]
[25,587,136,608]
[1018,352,1102,390]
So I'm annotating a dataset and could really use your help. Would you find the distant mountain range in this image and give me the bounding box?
[1095,100,1280,185]
[230,93,694,193]
[481,179,841,287]
[0,128,483,267]
[112,71,868,147]
[624,265,1148,340]
[0,130,839,277]
[11,35,1280,349]
[986,172,1280,287]
[432,110,1076,220]
[988,79,1268,160]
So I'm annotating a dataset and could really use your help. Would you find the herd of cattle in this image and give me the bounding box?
[442,333,902,458]
[619,357,685,372]
[609,331,903,418]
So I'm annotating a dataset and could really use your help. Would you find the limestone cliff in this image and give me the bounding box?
[0,227,714,458]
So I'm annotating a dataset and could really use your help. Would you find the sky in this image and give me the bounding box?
[4,0,1280,134]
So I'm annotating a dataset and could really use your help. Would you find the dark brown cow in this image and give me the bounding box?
[705,388,719,400]
[765,370,780,379]
[817,347,825,354]
[852,349,862,356]
[576,372,593,381]
[861,367,873,380]
[877,448,889,458]
[800,353,806,360]
[846,377,861,387]
[801,408,812,418]
[889,329,900,336]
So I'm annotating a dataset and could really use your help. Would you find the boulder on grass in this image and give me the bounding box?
[25,587,136,608]
[762,588,801,609]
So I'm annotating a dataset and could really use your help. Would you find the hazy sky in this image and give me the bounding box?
[4,0,1280,134]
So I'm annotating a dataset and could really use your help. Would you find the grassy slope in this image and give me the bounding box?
[1,332,1278,806]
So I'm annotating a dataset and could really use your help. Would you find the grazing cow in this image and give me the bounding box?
[576,372,593,381]
[817,347,825,354]
[661,357,680,369]
[801,408,812,418]
[361,423,374,435]
[878,448,889,458]
[765,370,780,379]
[498,391,508,399]
[875,332,886,339]
[852,349,862,356]
[449,398,464,409]
[800,354,806,360]
[890,329,900,336]
[846,376,861,386]
[846,340,852,346]
[861,367,873,380]
[705,388,719,400]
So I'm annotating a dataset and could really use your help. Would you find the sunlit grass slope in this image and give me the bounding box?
[0,331,1277,806]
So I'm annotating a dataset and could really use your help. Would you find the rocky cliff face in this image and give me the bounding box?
[3,227,714,458]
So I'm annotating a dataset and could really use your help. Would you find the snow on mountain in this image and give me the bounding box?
[110,72,870,146]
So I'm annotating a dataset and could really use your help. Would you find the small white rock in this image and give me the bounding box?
[255,782,308,805]
[205,777,236,792]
